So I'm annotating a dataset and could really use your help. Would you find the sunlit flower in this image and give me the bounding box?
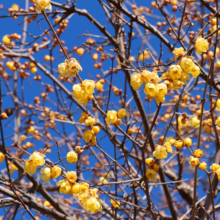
[85,116,96,127]
[168,65,182,80]
[57,179,72,194]
[195,36,209,54]
[82,80,95,95]
[83,130,95,143]
[24,151,45,175]
[51,166,62,178]
[40,167,52,184]
[145,158,154,166]
[173,47,186,61]
[67,151,78,164]
[117,108,126,119]
[153,145,167,160]
[36,0,52,13]
[106,110,117,124]
[66,171,77,183]
[189,156,199,168]
[130,72,143,90]
[199,162,207,170]
[180,57,194,73]
[146,167,157,181]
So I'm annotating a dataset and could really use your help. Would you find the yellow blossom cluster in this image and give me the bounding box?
[106,109,127,125]
[58,58,82,78]
[78,112,100,145]
[130,44,207,104]
[145,157,160,181]
[78,112,96,127]
[24,151,45,175]
[57,179,102,213]
[72,80,95,106]
[40,166,61,184]
[153,142,173,160]
[36,0,52,13]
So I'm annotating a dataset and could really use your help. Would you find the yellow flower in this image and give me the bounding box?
[216,117,220,127]
[66,171,77,183]
[146,167,157,181]
[78,92,92,106]
[154,94,165,104]
[51,166,62,178]
[173,47,186,61]
[82,80,95,95]
[90,135,97,146]
[95,80,104,89]
[145,158,154,166]
[67,151,78,164]
[210,163,220,173]
[99,177,108,183]
[195,36,209,54]
[26,126,35,134]
[83,196,102,213]
[24,161,37,175]
[0,152,5,163]
[199,162,207,170]
[29,152,45,167]
[166,137,175,145]
[40,167,52,184]
[24,151,45,175]
[164,142,173,153]
[193,149,203,158]
[144,83,157,97]
[92,126,100,135]
[117,109,126,119]
[36,0,52,13]
[130,72,143,90]
[71,182,89,195]
[58,63,67,77]
[83,130,95,143]
[168,65,182,80]
[141,70,160,83]
[183,138,192,147]
[180,57,194,73]
[2,35,11,45]
[189,156,199,168]
[67,58,82,76]
[190,116,200,128]
[106,110,117,124]
[111,199,120,208]
[72,85,92,106]
[78,112,88,123]
[191,65,200,78]
[174,140,183,150]
[153,145,167,160]
[156,83,167,97]
[85,116,96,127]
[139,50,150,61]
[57,180,72,194]
[72,84,83,99]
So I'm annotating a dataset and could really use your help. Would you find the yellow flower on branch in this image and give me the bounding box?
[36,0,52,13]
